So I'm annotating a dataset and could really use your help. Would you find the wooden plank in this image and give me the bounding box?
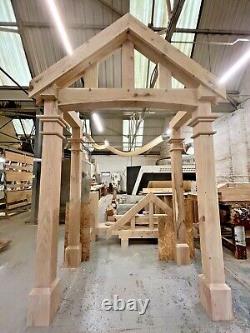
[158,215,176,261]
[118,228,158,238]
[169,111,191,130]
[142,187,172,194]
[149,201,154,229]
[5,171,33,182]
[63,111,82,128]
[6,189,32,204]
[122,40,134,88]
[5,150,33,165]
[58,88,198,112]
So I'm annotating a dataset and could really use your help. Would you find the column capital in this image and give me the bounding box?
[189,115,217,139]
[69,138,83,152]
[38,115,67,140]
[169,138,184,152]
[188,115,218,127]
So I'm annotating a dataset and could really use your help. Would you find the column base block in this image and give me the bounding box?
[198,274,233,321]
[64,244,82,268]
[27,278,60,327]
[176,243,191,265]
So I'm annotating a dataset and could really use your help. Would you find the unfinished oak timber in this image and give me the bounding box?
[107,193,172,243]
[158,215,176,261]
[157,63,171,89]
[169,111,191,130]
[63,111,82,129]
[64,129,82,268]
[80,201,91,261]
[184,198,195,259]
[87,134,163,157]
[84,63,99,88]
[5,170,33,182]
[58,88,198,112]
[89,191,99,241]
[218,183,250,202]
[29,14,225,100]
[190,102,233,321]
[27,100,65,327]
[29,16,130,97]
[122,40,134,88]
[169,129,190,265]
[126,15,225,99]
[176,244,191,265]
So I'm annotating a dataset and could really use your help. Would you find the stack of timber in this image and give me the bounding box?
[0,148,33,217]
[218,183,250,259]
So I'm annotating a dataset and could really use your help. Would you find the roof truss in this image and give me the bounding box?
[29,14,226,100]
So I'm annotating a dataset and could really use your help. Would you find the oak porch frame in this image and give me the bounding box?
[27,13,232,327]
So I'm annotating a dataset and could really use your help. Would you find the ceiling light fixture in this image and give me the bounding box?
[92,113,103,132]
[219,48,250,84]
[45,0,73,55]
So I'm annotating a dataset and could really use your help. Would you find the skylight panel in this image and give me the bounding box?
[0,0,31,86]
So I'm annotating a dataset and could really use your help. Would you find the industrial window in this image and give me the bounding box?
[82,119,91,136]
[123,119,144,151]
[0,0,31,86]
[12,119,34,136]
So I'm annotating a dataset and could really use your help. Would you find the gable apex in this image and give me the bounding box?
[29,13,225,100]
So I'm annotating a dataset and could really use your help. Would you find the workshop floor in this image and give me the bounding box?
[0,211,250,333]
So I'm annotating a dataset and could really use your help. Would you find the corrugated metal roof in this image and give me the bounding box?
[192,0,250,91]
[10,0,129,87]
[0,0,31,86]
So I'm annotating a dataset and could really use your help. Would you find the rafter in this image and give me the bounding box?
[29,13,226,100]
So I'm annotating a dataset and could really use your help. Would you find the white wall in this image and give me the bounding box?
[93,155,159,191]
[213,108,250,183]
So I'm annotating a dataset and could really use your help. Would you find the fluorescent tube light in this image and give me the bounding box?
[219,48,250,84]
[45,0,73,55]
[92,113,103,132]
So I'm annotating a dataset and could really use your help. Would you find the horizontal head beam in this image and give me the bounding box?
[58,88,199,112]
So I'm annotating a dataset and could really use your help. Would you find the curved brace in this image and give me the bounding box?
[86,134,164,157]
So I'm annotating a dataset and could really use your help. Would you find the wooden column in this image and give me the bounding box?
[89,191,99,241]
[64,128,82,268]
[189,102,233,321]
[27,99,66,327]
[169,129,190,265]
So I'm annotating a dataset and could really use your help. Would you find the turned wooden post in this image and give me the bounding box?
[27,98,66,327]
[64,128,82,268]
[169,128,190,265]
[189,102,233,321]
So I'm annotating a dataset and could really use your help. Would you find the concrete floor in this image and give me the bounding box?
[0,212,250,333]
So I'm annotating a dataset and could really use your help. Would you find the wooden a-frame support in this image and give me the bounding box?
[27,13,232,327]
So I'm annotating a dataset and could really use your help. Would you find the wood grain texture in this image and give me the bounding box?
[80,202,91,261]
[158,215,176,261]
